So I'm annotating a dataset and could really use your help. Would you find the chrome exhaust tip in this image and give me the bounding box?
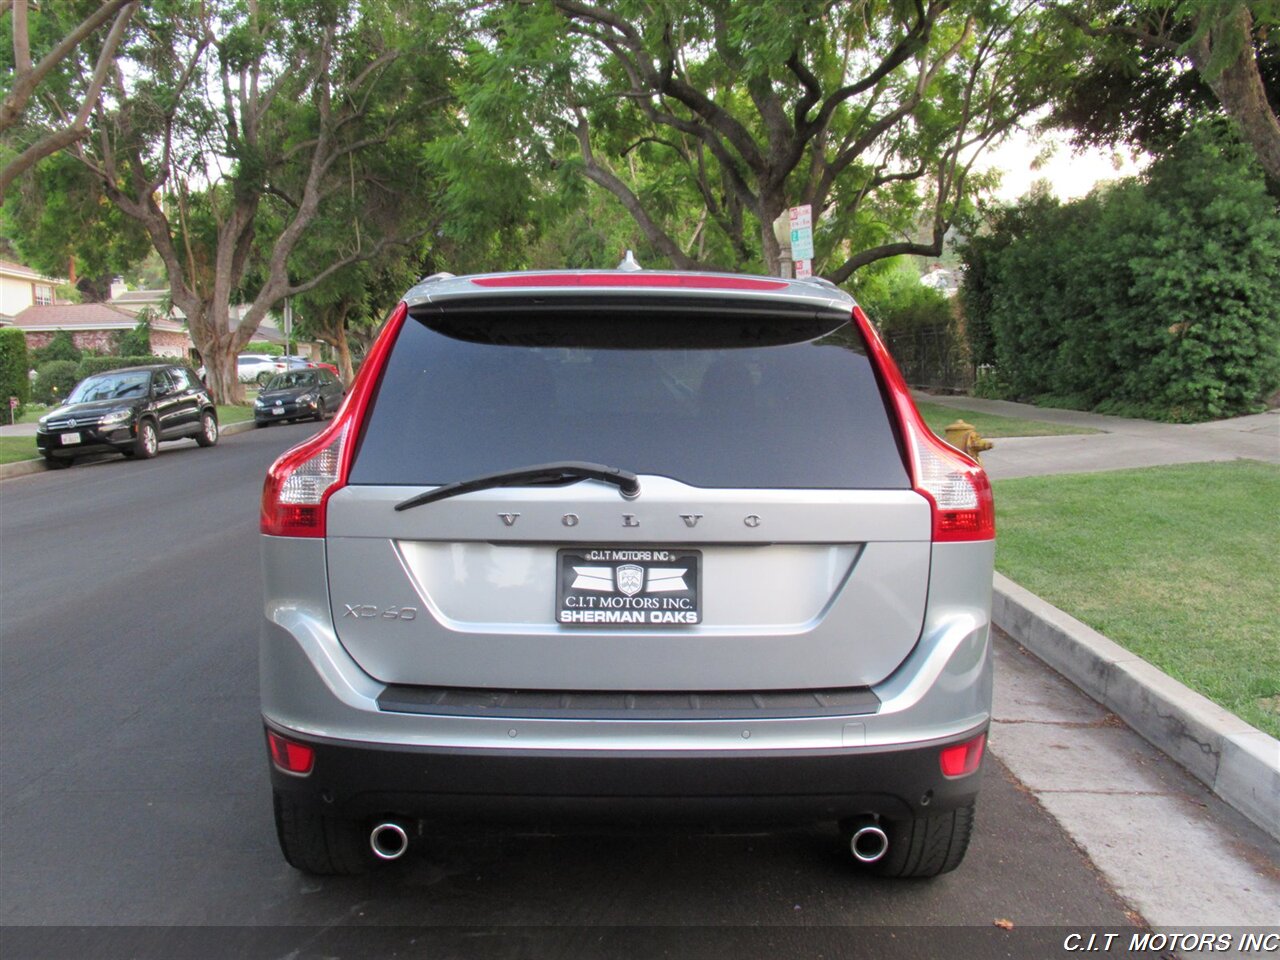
[850,824,889,864]
[369,821,410,861]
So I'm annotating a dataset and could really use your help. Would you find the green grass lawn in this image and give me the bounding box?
[13,405,48,425]
[217,404,253,424]
[0,436,38,464]
[917,401,1099,439]
[994,461,1280,738]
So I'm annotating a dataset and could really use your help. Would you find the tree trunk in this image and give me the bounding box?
[760,198,787,277]
[200,338,241,405]
[192,300,247,405]
[1192,9,1280,186]
[335,322,354,386]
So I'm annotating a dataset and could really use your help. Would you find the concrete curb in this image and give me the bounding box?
[0,458,48,479]
[0,419,257,481]
[993,572,1280,841]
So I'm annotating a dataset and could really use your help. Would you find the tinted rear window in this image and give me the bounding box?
[349,309,908,489]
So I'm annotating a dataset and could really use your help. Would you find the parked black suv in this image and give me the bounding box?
[36,364,219,468]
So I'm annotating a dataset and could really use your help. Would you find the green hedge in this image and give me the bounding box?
[33,360,80,405]
[114,317,151,357]
[0,327,31,417]
[31,329,81,365]
[75,355,167,380]
[959,125,1280,421]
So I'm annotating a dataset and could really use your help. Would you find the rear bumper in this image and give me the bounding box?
[266,722,986,823]
[260,536,995,826]
[255,401,316,422]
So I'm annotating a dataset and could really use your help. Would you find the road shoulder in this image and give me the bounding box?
[989,631,1280,929]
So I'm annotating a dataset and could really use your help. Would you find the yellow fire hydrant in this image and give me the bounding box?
[943,420,993,464]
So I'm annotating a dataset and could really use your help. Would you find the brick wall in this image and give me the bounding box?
[22,328,193,357]
[152,330,191,357]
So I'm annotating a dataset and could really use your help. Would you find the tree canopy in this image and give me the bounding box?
[1053,1,1280,184]
[3,0,1276,414]
[449,1,1078,282]
[29,0,458,400]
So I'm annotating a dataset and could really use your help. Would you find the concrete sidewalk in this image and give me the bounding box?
[916,392,1280,479]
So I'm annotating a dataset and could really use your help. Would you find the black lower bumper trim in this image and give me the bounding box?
[266,723,986,825]
[377,682,880,720]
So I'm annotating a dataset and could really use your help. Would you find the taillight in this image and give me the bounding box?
[260,301,408,537]
[260,427,347,536]
[852,305,994,542]
[939,732,985,778]
[266,729,315,775]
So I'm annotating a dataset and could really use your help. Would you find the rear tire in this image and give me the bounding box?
[195,410,219,447]
[862,801,976,879]
[134,419,159,459]
[272,791,370,876]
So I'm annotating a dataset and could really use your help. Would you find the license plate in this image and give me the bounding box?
[272,406,284,414]
[60,433,81,445]
[557,548,701,627]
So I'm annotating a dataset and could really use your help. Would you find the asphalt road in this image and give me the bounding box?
[0,424,1139,959]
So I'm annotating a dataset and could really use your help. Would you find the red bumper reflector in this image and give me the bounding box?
[267,730,315,775]
[939,733,986,778]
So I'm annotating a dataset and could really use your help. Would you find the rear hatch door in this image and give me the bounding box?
[325,284,931,691]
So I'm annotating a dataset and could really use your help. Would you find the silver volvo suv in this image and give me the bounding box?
[259,267,995,877]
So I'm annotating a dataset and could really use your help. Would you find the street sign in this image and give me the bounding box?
[789,204,814,260]
[794,259,812,279]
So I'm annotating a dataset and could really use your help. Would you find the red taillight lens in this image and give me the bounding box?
[266,730,315,775]
[260,302,407,537]
[906,423,996,542]
[939,732,986,778]
[260,427,347,536]
[851,306,994,542]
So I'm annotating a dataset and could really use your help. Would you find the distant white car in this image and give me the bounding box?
[237,354,288,384]
[197,355,320,384]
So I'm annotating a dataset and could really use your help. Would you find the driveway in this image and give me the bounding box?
[915,393,1280,479]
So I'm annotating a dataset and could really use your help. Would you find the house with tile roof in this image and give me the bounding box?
[9,302,194,357]
[0,259,67,322]
[109,287,319,355]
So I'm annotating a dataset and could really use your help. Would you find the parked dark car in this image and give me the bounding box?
[254,368,344,426]
[36,364,219,468]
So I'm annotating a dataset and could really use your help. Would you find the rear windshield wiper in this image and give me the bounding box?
[394,461,641,512]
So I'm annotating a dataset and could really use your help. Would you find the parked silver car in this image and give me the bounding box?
[259,267,995,877]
